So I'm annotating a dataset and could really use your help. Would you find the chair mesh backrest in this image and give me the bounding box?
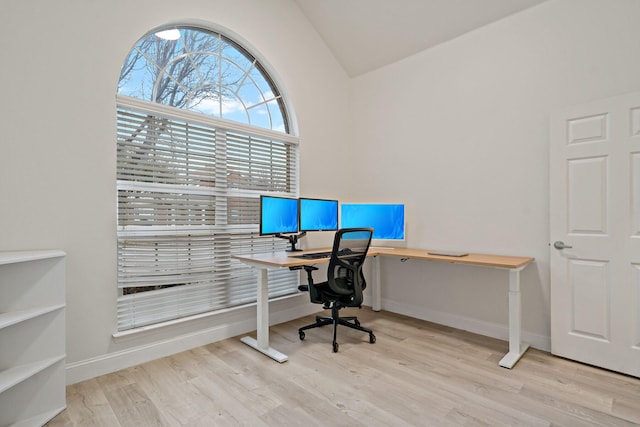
[334,228,373,261]
[327,228,373,305]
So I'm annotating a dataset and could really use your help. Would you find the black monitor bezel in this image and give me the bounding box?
[298,197,339,232]
[259,194,299,236]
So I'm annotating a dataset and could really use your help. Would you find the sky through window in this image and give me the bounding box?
[118,26,288,133]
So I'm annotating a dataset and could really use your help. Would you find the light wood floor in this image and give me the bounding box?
[49,309,640,426]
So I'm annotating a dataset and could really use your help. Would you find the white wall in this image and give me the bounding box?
[350,0,640,350]
[0,0,350,383]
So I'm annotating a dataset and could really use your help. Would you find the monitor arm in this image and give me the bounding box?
[276,231,306,252]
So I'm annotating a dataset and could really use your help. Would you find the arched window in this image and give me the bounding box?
[115,26,299,331]
[118,26,289,132]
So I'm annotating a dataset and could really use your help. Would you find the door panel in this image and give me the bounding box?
[567,156,607,234]
[550,91,640,377]
[568,258,609,340]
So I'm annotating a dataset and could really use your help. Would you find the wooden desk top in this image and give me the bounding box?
[233,247,534,270]
[371,247,534,269]
[232,250,323,269]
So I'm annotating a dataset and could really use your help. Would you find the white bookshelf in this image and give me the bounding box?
[0,250,66,427]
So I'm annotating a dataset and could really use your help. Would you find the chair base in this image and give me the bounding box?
[298,305,376,352]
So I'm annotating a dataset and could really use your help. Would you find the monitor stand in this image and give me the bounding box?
[276,231,306,252]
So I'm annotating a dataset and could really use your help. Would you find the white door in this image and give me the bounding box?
[550,91,640,377]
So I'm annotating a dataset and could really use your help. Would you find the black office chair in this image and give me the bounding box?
[297,228,376,352]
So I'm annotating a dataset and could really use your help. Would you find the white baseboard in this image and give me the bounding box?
[380,298,550,353]
[66,294,319,385]
[67,294,549,385]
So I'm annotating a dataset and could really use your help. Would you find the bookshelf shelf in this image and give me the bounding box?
[0,250,66,426]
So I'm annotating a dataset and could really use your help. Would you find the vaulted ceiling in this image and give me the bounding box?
[294,0,548,77]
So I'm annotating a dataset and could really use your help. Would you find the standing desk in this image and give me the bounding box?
[232,247,534,368]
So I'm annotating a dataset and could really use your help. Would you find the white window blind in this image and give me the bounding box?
[116,97,299,331]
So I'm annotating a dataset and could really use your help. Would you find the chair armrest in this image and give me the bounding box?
[301,264,318,285]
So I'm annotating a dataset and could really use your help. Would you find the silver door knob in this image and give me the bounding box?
[553,241,573,250]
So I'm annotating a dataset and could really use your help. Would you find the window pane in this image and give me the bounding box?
[249,67,276,101]
[268,100,286,133]
[118,190,216,227]
[221,95,249,124]
[221,40,254,70]
[220,59,248,95]
[116,110,216,187]
[238,80,263,107]
[247,103,271,129]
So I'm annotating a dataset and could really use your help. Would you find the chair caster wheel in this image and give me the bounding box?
[369,333,376,344]
[333,342,339,352]
[299,331,305,340]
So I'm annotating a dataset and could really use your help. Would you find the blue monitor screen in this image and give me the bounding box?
[299,198,338,232]
[340,203,405,240]
[260,195,299,235]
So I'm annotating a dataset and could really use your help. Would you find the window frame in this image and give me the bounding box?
[115,25,300,332]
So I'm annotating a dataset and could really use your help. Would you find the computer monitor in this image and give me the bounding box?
[340,203,405,244]
[259,195,299,235]
[259,195,304,251]
[299,198,338,232]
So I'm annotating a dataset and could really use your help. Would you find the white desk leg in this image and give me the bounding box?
[498,267,529,368]
[240,267,288,363]
[371,256,381,311]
